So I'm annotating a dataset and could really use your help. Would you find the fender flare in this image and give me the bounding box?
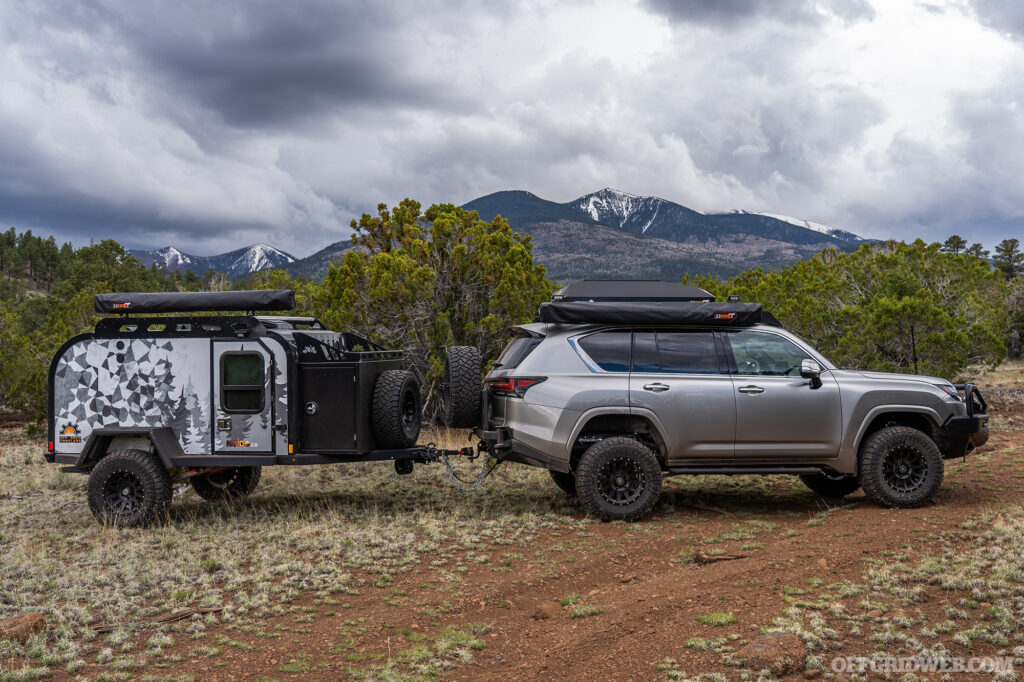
[74,427,183,471]
[848,405,942,453]
[566,407,671,458]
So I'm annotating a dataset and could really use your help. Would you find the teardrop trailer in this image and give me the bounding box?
[46,290,487,527]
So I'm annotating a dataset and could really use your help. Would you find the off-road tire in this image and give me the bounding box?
[442,346,482,429]
[859,426,944,508]
[87,449,172,528]
[576,437,662,521]
[799,472,860,499]
[549,469,577,497]
[373,370,422,448]
[191,466,262,501]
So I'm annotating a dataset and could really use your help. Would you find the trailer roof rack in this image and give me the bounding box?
[94,290,295,315]
[551,280,715,303]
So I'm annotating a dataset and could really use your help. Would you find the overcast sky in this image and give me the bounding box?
[1,0,1022,257]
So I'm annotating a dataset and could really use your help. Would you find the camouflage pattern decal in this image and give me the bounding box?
[53,338,212,455]
[267,340,289,454]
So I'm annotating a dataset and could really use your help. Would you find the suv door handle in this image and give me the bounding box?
[643,383,670,392]
[738,385,765,394]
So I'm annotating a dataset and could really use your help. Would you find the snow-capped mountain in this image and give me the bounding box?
[720,210,862,244]
[130,243,296,278]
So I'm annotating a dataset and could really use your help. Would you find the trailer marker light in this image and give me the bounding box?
[48,441,54,452]
[288,443,294,454]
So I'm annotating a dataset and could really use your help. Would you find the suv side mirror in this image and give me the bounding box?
[800,359,823,389]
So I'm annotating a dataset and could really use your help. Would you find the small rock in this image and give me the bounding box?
[817,558,828,568]
[620,574,638,583]
[533,601,561,620]
[804,669,822,679]
[736,632,806,676]
[867,609,883,618]
[0,612,45,643]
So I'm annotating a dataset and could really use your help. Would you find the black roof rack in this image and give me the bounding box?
[551,280,715,302]
[94,290,295,315]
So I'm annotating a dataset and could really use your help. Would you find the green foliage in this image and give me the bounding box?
[993,238,1023,280]
[687,240,1008,378]
[940,235,967,256]
[317,199,555,419]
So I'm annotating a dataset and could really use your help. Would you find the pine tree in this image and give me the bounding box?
[940,235,967,256]
[993,238,1023,280]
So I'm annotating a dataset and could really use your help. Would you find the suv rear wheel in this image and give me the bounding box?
[859,426,943,508]
[576,437,661,521]
[799,471,860,499]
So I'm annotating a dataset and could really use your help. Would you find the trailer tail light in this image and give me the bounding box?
[48,441,54,452]
[488,377,547,398]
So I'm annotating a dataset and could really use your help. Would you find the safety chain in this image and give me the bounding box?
[421,442,500,492]
[439,451,500,492]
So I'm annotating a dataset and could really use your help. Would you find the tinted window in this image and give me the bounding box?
[727,330,809,376]
[495,334,543,370]
[657,331,719,374]
[632,330,660,372]
[578,330,631,372]
[222,353,264,412]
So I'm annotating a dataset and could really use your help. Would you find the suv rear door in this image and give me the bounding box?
[723,329,842,459]
[627,329,736,462]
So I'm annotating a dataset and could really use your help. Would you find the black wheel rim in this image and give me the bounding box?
[401,390,418,430]
[597,456,645,506]
[882,445,928,493]
[102,471,145,517]
[206,468,240,490]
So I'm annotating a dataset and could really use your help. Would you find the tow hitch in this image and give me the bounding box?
[419,441,500,492]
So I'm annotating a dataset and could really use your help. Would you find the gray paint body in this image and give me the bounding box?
[487,323,979,475]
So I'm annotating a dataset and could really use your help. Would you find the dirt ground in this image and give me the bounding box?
[4,366,1024,681]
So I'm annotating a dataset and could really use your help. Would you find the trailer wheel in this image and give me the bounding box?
[87,449,172,528]
[191,466,262,501]
[442,346,482,428]
[373,370,422,448]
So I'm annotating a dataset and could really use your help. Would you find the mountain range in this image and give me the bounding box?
[133,188,869,282]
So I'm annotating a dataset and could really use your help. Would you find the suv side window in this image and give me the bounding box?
[727,330,809,376]
[578,330,631,372]
[656,331,720,374]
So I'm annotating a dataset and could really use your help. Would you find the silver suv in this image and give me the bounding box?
[479,282,989,521]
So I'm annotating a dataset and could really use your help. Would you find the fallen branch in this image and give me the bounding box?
[693,552,747,565]
[90,606,223,633]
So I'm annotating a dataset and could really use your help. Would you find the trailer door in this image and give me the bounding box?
[212,341,275,454]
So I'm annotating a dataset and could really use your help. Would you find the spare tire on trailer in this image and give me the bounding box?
[372,370,422,449]
[442,346,482,428]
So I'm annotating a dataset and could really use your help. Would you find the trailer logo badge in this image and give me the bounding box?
[227,440,256,448]
[59,425,82,444]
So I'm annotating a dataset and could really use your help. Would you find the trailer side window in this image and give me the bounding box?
[221,353,264,412]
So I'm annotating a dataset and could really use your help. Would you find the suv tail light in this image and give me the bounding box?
[488,376,547,398]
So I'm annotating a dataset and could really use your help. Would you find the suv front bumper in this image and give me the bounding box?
[945,383,989,457]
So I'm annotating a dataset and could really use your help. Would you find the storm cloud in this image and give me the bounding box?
[0,0,1021,256]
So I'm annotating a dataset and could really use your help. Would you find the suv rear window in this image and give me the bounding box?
[494,333,543,370]
[578,330,632,372]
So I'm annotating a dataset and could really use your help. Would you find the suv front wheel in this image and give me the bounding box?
[576,437,661,521]
[859,426,944,508]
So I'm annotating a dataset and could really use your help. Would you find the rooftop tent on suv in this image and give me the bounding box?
[551,280,715,302]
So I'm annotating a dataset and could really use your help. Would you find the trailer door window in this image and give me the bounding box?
[221,353,264,412]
